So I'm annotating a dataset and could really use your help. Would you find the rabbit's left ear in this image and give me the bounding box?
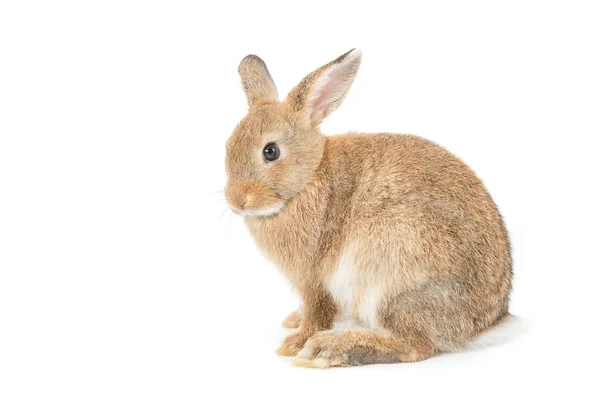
[286,49,362,126]
[238,55,279,108]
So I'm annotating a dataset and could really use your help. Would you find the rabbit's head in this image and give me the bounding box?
[225,49,362,217]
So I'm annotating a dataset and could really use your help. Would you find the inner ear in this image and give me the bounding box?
[286,49,362,125]
[309,58,359,119]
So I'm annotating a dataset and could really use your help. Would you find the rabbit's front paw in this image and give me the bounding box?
[281,309,302,329]
[293,330,351,368]
[276,330,311,356]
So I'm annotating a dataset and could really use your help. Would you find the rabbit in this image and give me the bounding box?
[224,49,513,368]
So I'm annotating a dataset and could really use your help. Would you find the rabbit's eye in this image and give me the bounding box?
[263,143,280,162]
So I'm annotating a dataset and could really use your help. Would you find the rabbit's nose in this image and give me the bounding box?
[225,183,249,212]
[229,195,250,213]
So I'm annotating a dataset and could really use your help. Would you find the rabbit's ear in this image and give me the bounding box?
[238,55,279,108]
[286,49,362,126]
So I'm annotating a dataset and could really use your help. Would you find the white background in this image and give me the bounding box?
[1,1,599,401]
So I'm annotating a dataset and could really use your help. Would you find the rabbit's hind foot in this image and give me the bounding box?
[293,328,434,368]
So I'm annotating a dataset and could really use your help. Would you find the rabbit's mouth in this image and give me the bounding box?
[225,181,286,218]
[236,203,284,218]
[226,191,284,217]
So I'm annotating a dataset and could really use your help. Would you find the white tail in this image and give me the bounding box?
[465,314,527,350]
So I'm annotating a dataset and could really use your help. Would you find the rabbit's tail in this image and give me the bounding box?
[465,313,527,350]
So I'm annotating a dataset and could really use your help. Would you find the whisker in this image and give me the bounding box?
[220,207,229,219]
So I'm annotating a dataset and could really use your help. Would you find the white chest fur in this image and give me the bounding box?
[327,245,382,329]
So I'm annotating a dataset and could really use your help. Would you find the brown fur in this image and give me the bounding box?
[225,50,512,368]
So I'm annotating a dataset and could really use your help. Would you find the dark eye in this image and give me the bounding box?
[263,143,280,162]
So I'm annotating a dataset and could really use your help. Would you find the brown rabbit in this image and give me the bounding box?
[225,49,513,368]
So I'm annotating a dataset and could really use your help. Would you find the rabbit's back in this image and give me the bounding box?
[323,133,511,346]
